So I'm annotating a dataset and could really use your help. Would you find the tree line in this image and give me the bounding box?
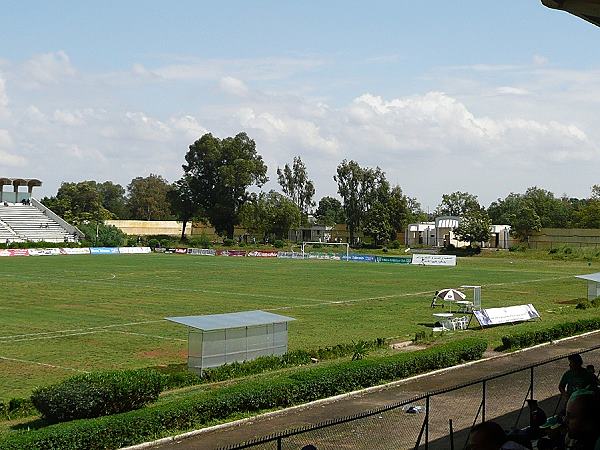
[41,131,600,245]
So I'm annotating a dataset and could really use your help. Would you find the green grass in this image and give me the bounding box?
[1,252,599,401]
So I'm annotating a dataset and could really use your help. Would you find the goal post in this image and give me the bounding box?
[301,242,350,261]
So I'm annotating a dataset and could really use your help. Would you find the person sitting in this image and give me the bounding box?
[563,389,600,449]
[559,355,598,401]
[467,421,530,450]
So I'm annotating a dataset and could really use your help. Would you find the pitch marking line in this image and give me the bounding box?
[0,355,87,373]
[266,274,575,311]
[0,273,326,304]
[0,319,164,340]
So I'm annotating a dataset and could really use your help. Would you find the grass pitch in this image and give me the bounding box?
[0,252,598,400]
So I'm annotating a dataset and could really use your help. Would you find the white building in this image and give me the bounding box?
[406,216,511,249]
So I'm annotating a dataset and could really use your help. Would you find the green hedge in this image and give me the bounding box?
[501,318,600,350]
[31,369,163,423]
[1,338,486,450]
[0,398,36,420]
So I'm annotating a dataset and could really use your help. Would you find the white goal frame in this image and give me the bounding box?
[301,242,350,260]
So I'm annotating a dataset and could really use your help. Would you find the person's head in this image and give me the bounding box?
[565,390,600,440]
[586,364,595,374]
[568,354,583,370]
[468,421,506,450]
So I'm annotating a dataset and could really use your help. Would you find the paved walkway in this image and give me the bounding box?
[146,332,600,450]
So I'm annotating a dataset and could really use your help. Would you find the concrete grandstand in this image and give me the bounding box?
[0,177,83,243]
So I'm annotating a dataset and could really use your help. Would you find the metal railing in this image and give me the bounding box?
[219,343,600,450]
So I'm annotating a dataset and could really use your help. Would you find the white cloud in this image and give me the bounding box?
[219,76,248,96]
[0,74,9,118]
[533,54,549,66]
[53,109,87,126]
[169,115,208,141]
[495,86,530,96]
[20,51,76,87]
[0,129,26,167]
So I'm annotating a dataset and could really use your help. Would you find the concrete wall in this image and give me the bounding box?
[105,220,192,236]
[528,228,600,249]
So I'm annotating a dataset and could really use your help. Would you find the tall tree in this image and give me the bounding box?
[183,132,268,238]
[435,191,480,217]
[41,181,112,225]
[97,181,127,219]
[277,156,315,218]
[334,160,392,245]
[127,174,173,220]
[510,204,542,241]
[334,160,365,244]
[168,176,201,240]
[453,209,492,247]
[362,202,392,246]
[240,191,301,241]
[315,196,345,226]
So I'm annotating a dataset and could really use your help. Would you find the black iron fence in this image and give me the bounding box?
[220,343,600,450]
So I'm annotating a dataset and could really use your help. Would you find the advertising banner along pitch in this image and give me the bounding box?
[247,250,278,258]
[0,249,30,257]
[90,247,120,255]
[474,304,540,327]
[187,248,216,256]
[118,247,152,254]
[411,254,457,266]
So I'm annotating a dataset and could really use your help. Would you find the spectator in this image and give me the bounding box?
[467,421,529,450]
[564,389,600,449]
[586,365,597,379]
[559,355,598,400]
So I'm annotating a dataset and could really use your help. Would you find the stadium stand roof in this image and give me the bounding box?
[0,177,42,190]
[166,310,296,331]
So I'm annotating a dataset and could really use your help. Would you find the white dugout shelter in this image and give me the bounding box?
[166,310,295,374]
[575,273,600,300]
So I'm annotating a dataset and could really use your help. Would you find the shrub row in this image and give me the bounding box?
[156,338,388,388]
[1,338,487,450]
[31,369,163,423]
[501,318,600,350]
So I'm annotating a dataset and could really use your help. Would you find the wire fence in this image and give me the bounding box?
[220,343,600,450]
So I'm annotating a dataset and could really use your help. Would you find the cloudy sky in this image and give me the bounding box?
[1,1,600,211]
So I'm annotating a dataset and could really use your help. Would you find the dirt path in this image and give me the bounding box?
[143,332,600,450]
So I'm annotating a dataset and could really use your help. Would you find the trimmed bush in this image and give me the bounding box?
[0,397,36,420]
[501,318,600,350]
[31,369,163,423]
[1,339,487,450]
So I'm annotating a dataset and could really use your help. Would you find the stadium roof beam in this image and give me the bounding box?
[542,0,600,28]
[0,177,42,193]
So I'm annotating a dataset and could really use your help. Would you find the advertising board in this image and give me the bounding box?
[0,249,30,257]
[28,248,62,256]
[187,248,216,256]
[60,248,91,255]
[247,250,278,258]
[217,250,247,257]
[118,247,152,254]
[474,304,540,327]
[411,254,457,266]
[342,254,376,262]
[376,256,412,264]
[277,251,304,259]
[90,247,120,255]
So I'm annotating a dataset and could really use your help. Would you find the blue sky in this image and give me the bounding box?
[1,1,599,210]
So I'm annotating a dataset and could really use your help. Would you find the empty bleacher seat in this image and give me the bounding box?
[0,203,74,243]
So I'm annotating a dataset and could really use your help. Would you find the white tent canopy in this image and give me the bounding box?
[575,273,600,300]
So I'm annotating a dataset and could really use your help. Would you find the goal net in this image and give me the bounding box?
[301,242,350,260]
